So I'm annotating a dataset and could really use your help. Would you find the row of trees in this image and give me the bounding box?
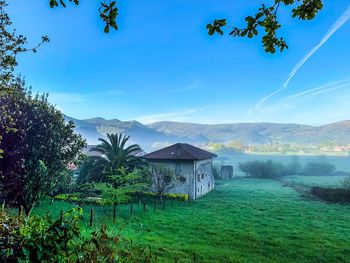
[238,158,337,179]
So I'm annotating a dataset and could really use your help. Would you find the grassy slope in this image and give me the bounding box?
[35,179,350,263]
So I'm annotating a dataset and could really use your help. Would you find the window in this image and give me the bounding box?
[164,175,171,183]
[201,173,204,180]
[179,176,186,183]
[197,173,201,182]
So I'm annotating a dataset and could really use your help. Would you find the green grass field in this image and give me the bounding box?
[284,175,348,188]
[33,178,350,262]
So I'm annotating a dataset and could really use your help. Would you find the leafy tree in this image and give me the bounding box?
[49,169,75,198]
[207,0,324,53]
[0,82,86,215]
[0,2,48,156]
[149,163,179,203]
[238,160,286,179]
[96,168,150,205]
[303,161,335,176]
[341,176,350,190]
[285,155,302,175]
[0,1,48,87]
[77,133,145,183]
[48,0,118,33]
[45,0,324,53]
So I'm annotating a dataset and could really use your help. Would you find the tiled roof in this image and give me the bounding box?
[143,143,217,161]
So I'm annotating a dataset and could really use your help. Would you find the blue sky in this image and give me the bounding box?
[8,0,350,125]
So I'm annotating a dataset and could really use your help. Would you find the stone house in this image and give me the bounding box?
[143,143,217,200]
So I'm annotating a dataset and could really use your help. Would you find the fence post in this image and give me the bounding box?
[60,210,64,223]
[130,204,133,217]
[113,203,117,223]
[193,253,197,263]
[143,202,146,212]
[89,209,94,228]
[18,206,23,217]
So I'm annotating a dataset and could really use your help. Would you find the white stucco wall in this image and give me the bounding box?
[149,160,194,197]
[148,158,215,200]
[194,159,215,198]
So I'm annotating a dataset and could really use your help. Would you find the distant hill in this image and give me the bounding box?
[65,115,350,151]
[64,115,180,148]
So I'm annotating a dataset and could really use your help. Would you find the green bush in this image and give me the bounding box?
[303,162,335,176]
[0,208,154,262]
[238,160,286,179]
[341,176,350,189]
[135,192,189,202]
[311,187,350,203]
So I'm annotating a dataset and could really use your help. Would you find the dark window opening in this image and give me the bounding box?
[179,176,186,183]
[164,175,171,183]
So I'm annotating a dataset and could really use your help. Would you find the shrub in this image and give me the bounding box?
[285,156,302,175]
[303,162,335,176]
[0,208,153,262]
[135,192,189,202]
[341,176,350,190]
[238,160,286,179]
[311,187,350,203]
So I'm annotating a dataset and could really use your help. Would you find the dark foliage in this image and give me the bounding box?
[207,0,323,53]
[311,187,350,203]
[77,133,145,184]
[48,0,118,33]
[0,207,154,262]
[0,82,86,215]
[303,162,336,176]
[0,1,48,87]
[239,160,287,179]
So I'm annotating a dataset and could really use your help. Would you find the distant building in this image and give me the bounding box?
[221,165,233,180]
[143,143,217,200]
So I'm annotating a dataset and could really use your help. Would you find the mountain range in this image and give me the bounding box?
[65,116,350,151]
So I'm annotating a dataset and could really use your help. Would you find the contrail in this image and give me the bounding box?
[248,4,350,115]
[282,78,350,107]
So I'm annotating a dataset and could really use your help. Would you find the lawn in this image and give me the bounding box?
[284,175,348,188]
[34,179,350,262]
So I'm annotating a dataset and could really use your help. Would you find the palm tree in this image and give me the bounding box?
[77,133,144,183]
